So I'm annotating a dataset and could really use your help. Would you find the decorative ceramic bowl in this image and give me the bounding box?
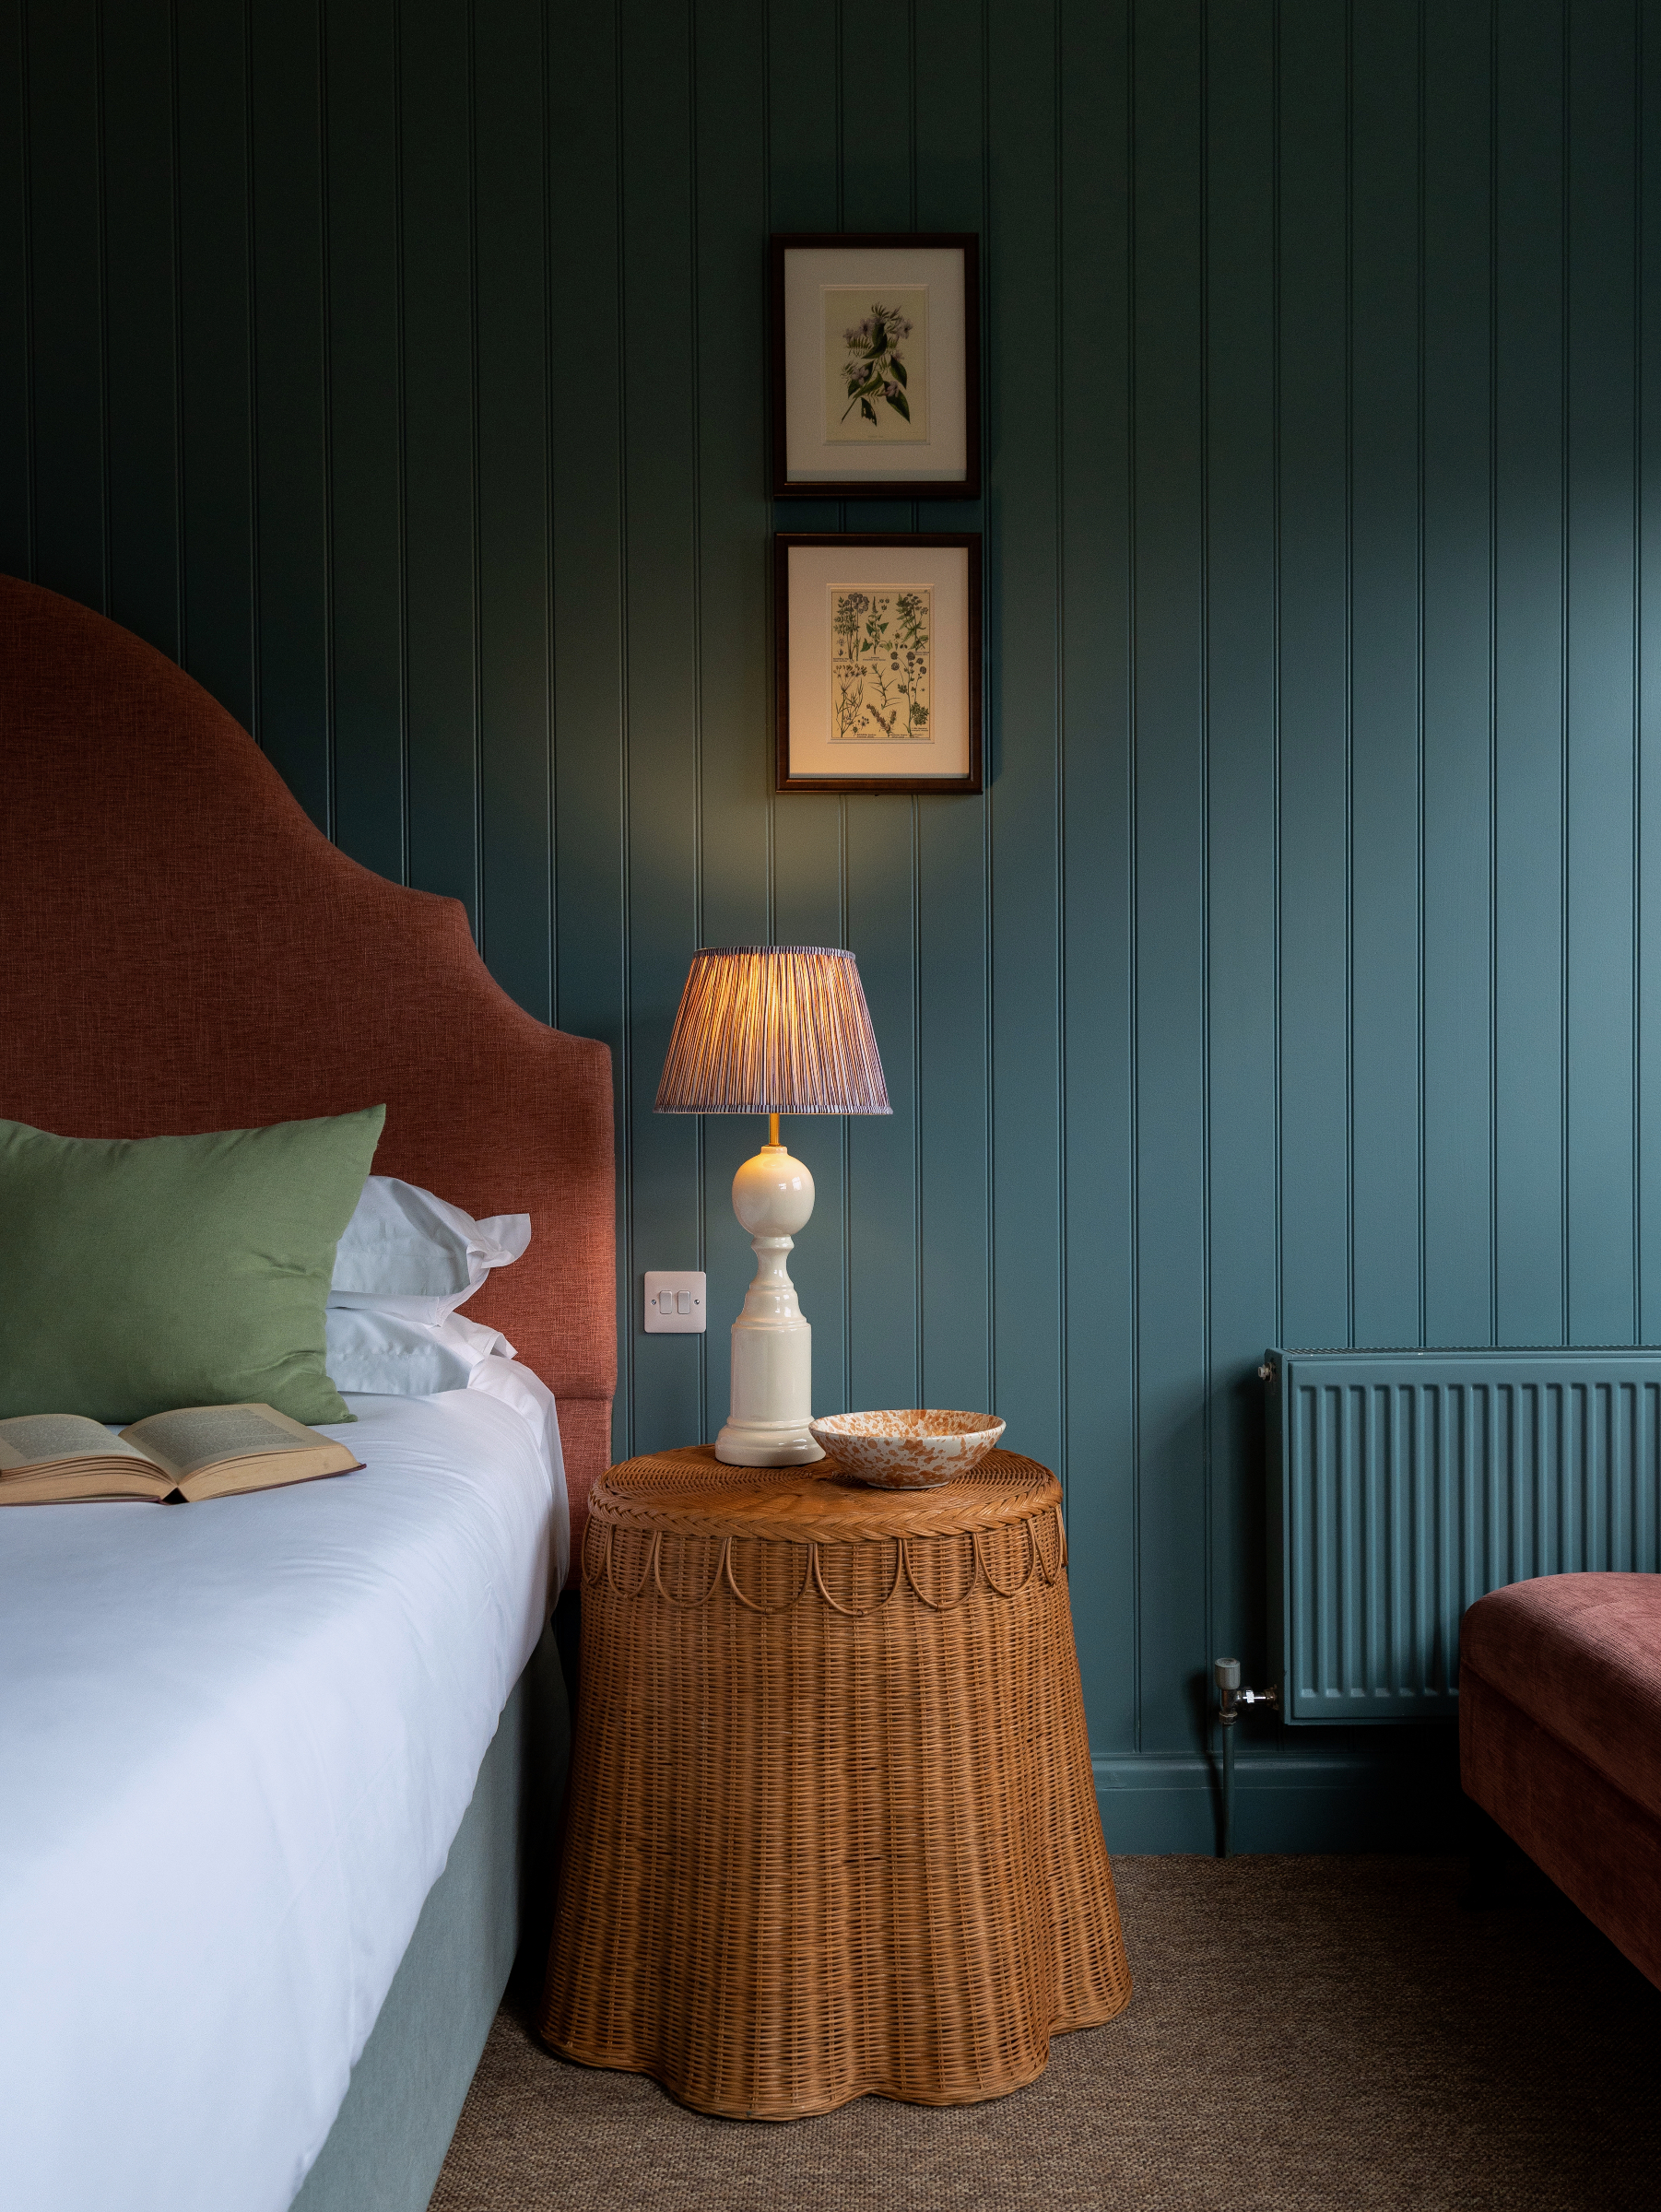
[808,1409,1007,1489]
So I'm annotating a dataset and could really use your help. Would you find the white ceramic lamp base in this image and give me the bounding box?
[714,1141,825,1467]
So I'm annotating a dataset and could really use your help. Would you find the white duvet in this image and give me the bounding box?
[0,1372,565,2212]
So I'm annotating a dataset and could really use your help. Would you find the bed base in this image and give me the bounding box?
[291,1625,569,2212]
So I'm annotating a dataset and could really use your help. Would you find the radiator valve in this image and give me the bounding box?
[1214,1656,1279,1727]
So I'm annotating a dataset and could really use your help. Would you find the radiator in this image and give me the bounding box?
[1265,1348,1661,1723]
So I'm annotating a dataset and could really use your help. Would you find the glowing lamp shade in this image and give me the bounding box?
[654,945,890,1119]
[655,946,889,1465]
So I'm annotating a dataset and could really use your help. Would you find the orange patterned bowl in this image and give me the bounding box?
[807,1408,1007,1489]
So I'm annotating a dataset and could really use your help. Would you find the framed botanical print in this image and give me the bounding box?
[770,234,981,500]
[775,534,983,794]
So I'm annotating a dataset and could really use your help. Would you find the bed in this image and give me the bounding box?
[0,575,617,2212]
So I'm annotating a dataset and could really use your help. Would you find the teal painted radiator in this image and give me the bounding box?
[1266,1348,1661,1724]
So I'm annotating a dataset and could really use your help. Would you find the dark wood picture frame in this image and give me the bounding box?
[770,233,982,500]
[775,533,984,795]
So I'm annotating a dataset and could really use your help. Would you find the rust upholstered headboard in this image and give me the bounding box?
[0,575,616,1567]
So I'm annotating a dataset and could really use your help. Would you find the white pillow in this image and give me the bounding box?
[324,1306,516,1396]
[330,1176,531,1321]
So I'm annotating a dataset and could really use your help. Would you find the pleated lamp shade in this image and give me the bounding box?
[654,946,891,1117]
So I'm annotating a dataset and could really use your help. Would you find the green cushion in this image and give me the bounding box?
[0,1106,385,1425]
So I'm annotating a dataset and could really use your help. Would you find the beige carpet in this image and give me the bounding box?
[431,1854,1660,2211]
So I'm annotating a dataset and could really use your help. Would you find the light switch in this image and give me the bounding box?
[643,1269,707,1335]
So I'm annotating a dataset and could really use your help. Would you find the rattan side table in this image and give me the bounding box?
[540,1445,1132,2119]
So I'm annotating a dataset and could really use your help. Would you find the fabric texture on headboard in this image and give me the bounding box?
[0,575,616,1568]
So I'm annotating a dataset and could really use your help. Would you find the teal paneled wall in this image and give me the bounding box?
[4,0,1655,1848]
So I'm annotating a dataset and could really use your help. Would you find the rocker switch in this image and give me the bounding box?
[644,1270,707,1335]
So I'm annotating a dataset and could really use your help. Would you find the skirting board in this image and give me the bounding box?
[1094,1741,1467,1855]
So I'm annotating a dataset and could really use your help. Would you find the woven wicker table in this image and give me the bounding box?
[540,1445,1132,2119]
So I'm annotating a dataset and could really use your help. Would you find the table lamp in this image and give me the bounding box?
[655,945,890,1465]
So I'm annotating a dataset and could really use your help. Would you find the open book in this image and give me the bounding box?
[0,1403,362,1505]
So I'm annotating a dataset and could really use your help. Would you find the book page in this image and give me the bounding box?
[0,1415,153,1473]
[121,1404,321,1482]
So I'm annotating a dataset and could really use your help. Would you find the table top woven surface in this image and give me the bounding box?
[588,1442,1059,1546]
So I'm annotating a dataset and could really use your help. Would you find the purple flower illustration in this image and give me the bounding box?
[839,300,915,429]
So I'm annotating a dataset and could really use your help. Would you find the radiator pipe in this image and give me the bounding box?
[1213,1657,1279,1859]
[1215,1657,1240,1856]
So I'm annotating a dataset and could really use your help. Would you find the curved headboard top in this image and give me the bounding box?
[0,574,616,1554]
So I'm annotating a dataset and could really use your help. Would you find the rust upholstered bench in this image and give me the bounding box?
[1461,1572,1661,1989]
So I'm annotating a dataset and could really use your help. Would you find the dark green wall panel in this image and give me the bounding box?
[400,0,477,924]
[1199,0,1277,1725]
[1277,3,1352,1353]
[1131,0,1207,1756]
[6,0,1655,1849]
[0,1,27,579]
[1347,0,1421,1349]
[475,0,552,1022]
[1643,0,1661,1344]
[1420,0,1495,1349]
[1566,0,1639,1343]
[176,0,254,732]
[1493,1,1569,1349]
[251,0,330,832]
[26,0,103,615]
[102,0,180,661]
[324,0,405,883]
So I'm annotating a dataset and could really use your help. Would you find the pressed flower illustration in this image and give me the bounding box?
[840,306,914,426]
[822,285,928,443]
[829,585,932,741]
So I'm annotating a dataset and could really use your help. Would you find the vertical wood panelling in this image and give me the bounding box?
[1201,0,1278,1712]
[1131,0,1207,1755]
[764,0,851,1419]
[845,796,922,1411]
[474,0,553,1019]
[101,0,179,660]
[547,0,630,1451]
[0,0,29,577]
[1420,0,1495,1347]
[1346,0,1421,1347]
[1277,2,1352,1351]
[691,0,772,1448]
[987,0,1065,1482]
[836,9,925,1420]
[399,0,477,925]
[619,0,702,1454]
[1493,0,1569,1347]
[1057,0,1134,1747]
[6,0,1656,1845]
[324,0,405,884]
[914,0,992,1429]
[1642,0,1661,1341]
[1565,0,1639,1343]
[25,0,103,613]
[250,0,330,830]
[175,0,254,730]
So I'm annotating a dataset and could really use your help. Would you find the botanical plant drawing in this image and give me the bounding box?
[839,304,915,429]
[829,585,932,741]
[820,283,928,445]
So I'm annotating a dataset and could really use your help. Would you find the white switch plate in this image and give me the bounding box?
[643,1269,707,1334]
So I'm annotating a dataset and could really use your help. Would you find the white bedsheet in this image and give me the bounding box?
[0,1378,563,2212]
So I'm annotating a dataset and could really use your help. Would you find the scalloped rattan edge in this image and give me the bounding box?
[586,1441,1058,1544]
